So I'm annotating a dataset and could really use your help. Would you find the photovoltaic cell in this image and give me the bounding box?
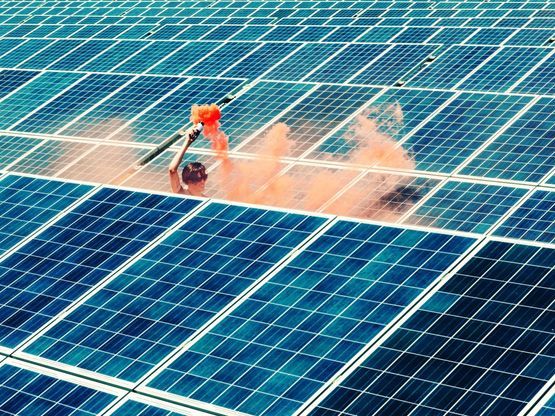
[512,51,555,96]
[458,47,551,93]
[461,98,555,183]
[60,75,184,139]
[0,38,25,58]
[0,71,84,130]
[0,39,53,68]
[114,77,244,145]
[79,41,149,72]
[0,69,39,98]
[537,395,555,416]
[493,190,555,244]
[391,27,440,43]
[0,174,92,256]
[321,26,367,42]
[242,84,381,157]
[313,241,554,416]
[504,29,554,46]
[222,42,300,80]
[357,26,404,43]
[17,39,83,70]
[0,187,200,349]
[290,26,336,42]
[0,136,43,169]
[260,25,304,41]
[147,221,474,415]
[182,41,259,77]
[230,25,273,41]
[110,400,185,416]
[202,25,243,41]
[351,44,438,86]
[47,39,115,71]
[12,73,132,134]
[10,140,95,177]
[404,180,528,234]
[113,41,184,74]
[308,88,453,161]
[427,27,476,44]
[147,41,222,75]
[262,43,345,82]
[0,364,116,415]
[217,81,314,149]
[306,44,390,84]
[464,28,516,45]
[400,92,532,173]
[409,45,498,89]
[25,203,326,382]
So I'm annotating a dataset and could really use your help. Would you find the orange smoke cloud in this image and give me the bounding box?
[190,104,228,160]
[209,103,418,220]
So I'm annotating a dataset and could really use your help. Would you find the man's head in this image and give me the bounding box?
[182,162,207,195]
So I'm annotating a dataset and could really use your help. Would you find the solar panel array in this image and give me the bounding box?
[0,0,553,415]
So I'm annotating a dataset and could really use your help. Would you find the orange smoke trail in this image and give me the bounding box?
[204,102,417,220]
[190,104,229,160]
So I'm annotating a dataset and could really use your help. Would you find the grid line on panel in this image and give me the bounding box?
[78,41,149,73]
[399,92,533,174]
[145,220,475,416]
[112,41,185,74]
[460,97,555,184]
[0,187,201,350]
[403,180,530,234]
[493,189,555,245]
[311,241,554,416]
[0,71,85,131]
[0,70,40,100]
[23,203,327,384]
[16,39,83,70]
[46,39,116,71]
[0,135,44,170]
[0,39,54,68]
[146,41,221,76]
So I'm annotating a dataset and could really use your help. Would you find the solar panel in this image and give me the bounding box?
[312,240,554,416]
[182,41,259,77]
[0,69,39,98]
[511,49,555,95]
[0,39,53,68]
[460,97,555,183]
[9,140,96,178]
[47,39,115,71]
[0,362,118,415]
[457,47,551,92]
[0,135,43,170]
[262,43,345,82]
[59,75,185,140]
[145,220,475,415]
[147,41,223,75]
[409,45,498,89]
[241,84,381,157]
[112,77,244,145]
[0,174,92,257]
[400,92,532,173]
[0,186,201,349]
[0,71,85,130]
[112,41,184,74]
[17,39,82,70]
[11,73,132,135]
[493,189,555,244]
[24,202,327,382]
[403,180,529,234]
[79,41,149,72]
[108,399,188,416]
[307,87,454,161]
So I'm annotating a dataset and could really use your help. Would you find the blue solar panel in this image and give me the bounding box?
[512,51,555,96]
[0,71,85,130]
[306,44,390,84]
[537,395,555,416]
[12,74,132,135]
[0,175,92,256]
[0,39,53,68]
[321,26,367,42]
[0,363,117,415]
[259,25,304,41]
[0,188,201,349]
[352,44,438,86]
[0,69,39,98]
[0,136,43,169]
[313,241,554,416]
[222,42,300,80]
[464,28,516,45]
[17,39,82,70]
[409,45,498,89]
[59,75,184,139]
[147,221,474,415]
[113,41,184,74]
[262,43,345,82]
[458,47,551,93]
[427,27,476,44]
[147,41,222,75]
[25,202,326,381]
[120,77,244,145]
[242,84,381,157]
[219,81,314,150]
[182,41,259,77]
[493,190,555,244]
[461,98,555,183]
[308,88,454,160]
[79,41,148,72]
[230,25,272,41]
[391,27,440,43]
[357,26,404,42]
[402,92,532,173]
[290,26,336,42]
[47,40,115,71]
[504,29,554,46]
[404,180,529,234]
[110,400,185,416]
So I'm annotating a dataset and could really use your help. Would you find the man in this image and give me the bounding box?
[168,125,208,196]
